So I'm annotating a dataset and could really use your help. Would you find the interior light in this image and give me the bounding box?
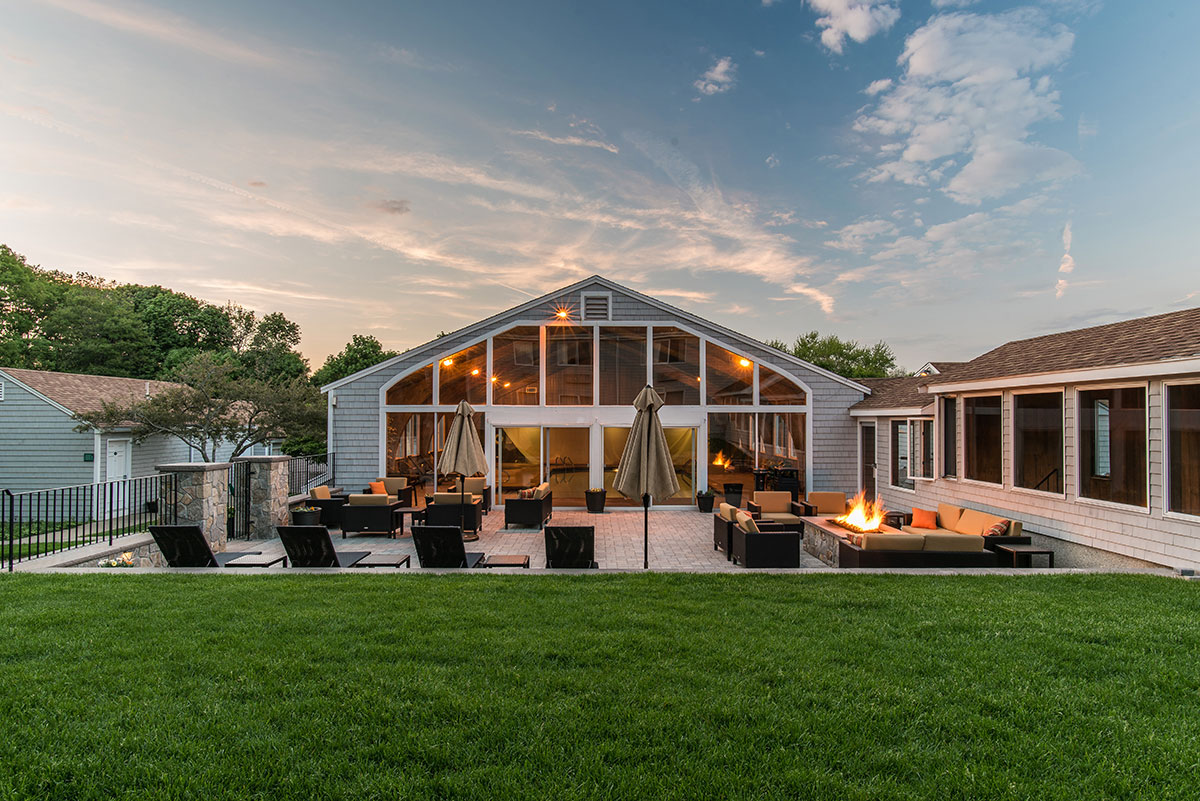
[739,358,751,367]
[442,358,454,367]
[504,382,511,388]
[471,368,480,375]
[554,305,571,319]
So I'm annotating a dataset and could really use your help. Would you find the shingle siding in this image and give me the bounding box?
[0,379,95,493]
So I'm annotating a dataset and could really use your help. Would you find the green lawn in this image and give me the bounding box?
[1,574,1197,799]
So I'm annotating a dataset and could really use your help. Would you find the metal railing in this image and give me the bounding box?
[3,474,178,571]
[287,452,334,497]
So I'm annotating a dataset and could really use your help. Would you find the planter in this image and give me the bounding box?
[145,500,159,514]
[291,509,321,526]
[722,483,744,509]
[696,493,715,513]
[585,491,607,514]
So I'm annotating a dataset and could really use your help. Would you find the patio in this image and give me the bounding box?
[248,508,828,571]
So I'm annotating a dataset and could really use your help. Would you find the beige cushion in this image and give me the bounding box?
[379,477,408,494]
[922,532,984,552]
[754,491,792,514]
[432,492,476,505]
[857,533,925,551]
[902,525,958,537]
[533,482,551,500]
[808,492,847,516]
[953,508,992,536]
[760,512,804,525]
[718,502,739,523]
[937,503,964,530]
[348,493,388,506]
[456,477,487,494]
[310,485,332,500]
[735,511,760,534]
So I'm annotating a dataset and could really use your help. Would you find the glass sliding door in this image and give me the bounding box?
[603,425,695,505]
[496,427,541,501]
[603,427,635,507]
[544,427,590,506]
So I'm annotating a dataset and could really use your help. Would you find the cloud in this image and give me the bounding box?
[824,218,897,251]
[808,1,901,55]
[247,180,267,187]
[785,283,836,314]
[511,129,619,154]
[754,49,767,57]
[931,0,978,7]
[374,46,458,72]
[39,0,282,68]
[1058,219,1074,273]
[693,56,738,96]
[1077,113,1098,141]
[372,199,411,215]
[1055,278,1069,298]
[765,153,780,168]
[855,9,1080,204]
[864,78,893,95]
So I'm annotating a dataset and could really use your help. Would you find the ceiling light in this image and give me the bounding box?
[739,358,751,367]
[442,358,454,367]
[471,368,480,375]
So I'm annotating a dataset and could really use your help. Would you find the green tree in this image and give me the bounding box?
[767,331,902,379]
[0,245,65,367]
[311,334,399,387]
[34,285,158,377]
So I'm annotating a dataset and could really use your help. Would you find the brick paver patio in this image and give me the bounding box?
[241,508,826,571]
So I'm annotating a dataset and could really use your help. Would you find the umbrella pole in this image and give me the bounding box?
[643,401,651,570]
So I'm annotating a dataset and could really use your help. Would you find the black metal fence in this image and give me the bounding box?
[3,474,179,572]
[287,452,334,497]
[227,461,251,540]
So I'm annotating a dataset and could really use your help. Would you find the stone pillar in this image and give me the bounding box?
[156,462,232,553]
[234,455,291,540]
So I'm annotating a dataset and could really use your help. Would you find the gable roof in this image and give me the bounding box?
[925,306,1200,388]
[851,376,937,413]
[321,274,871,393]
[0,367,180,415]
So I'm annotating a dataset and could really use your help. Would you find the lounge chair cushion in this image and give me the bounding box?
[718,502,739,523]
[735,511,760,534]
[911,508,938,529]
[807,492,847,516]
[922,532,985,552]
[760,512,804,525]
[379,477,408,494]
[348,493,389,506]
[753,491,792,514]
[937,503,964,530]
[857,533,925,551]
[310,485,332,500]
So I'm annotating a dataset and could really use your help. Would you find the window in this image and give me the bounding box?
[757,412,806,495]
[492,326,540,405]
[708,412,755,494]
[1014,392,1063,493]
[599,327,646,406]
[546,325,593,405]
[386,412,436,477]
[1168,383,1200,516]
[891,420,913,490]
[758,364,807,405]
[437,343,487,406]
[705,344,753,405]
[652,327,700,404]
[964,395,1002,484]
[1078,387,1147,507]
[942,397,957,477]
[908,418,933,480]
[385,364,433,405]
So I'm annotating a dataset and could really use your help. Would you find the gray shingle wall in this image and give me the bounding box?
[868,376,1200,570]
[327,280,865,492]
[0,378,94,492]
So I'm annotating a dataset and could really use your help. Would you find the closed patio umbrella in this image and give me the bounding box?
[438,400,488,541]
[614,385,680,569]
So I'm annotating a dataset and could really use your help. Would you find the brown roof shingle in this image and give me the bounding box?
[926,306,1200,386]
[852,376,938,411]
[0,367,180,414]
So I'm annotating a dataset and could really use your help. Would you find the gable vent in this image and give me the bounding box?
[0,380,4,402]
[582,294,610,321]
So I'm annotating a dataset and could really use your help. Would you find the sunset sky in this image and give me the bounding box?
[3,0,1197,370]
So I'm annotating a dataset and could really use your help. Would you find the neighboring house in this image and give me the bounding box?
[322,275,870,508]
[0,367,277,494]
[852,309,1200,570]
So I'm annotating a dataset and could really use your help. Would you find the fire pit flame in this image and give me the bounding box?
[711,450,732,470]
[832,491,887,533]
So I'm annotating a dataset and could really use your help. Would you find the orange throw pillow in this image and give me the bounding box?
[368,481,386,495]
[911,508,938,529]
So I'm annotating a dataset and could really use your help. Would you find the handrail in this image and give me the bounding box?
[1032,467,1060,492]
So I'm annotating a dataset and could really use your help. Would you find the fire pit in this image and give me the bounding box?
[827,491,887,534]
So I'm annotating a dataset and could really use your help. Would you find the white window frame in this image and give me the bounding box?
[1162,378,1200,522]
[1008,387,1067,499]
[959,391,1005,488]
[907,416,935,482]
[889,419,915,493]
[1074,382,1151,514]
[939,395,958,480]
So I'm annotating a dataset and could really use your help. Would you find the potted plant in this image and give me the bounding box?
[585,488,607,513]
[696,488,716,513]
[226,506,235,538]
[291,505,321,526]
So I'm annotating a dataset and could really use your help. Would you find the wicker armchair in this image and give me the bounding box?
[423,493,483,534]
[503,482,553,529]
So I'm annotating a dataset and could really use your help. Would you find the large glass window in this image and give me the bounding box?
[435,411,487,490]
[492,326,540,405]
[1014,392,1063,493]
[544,427,590,506]
[652,327,700,405]
[386,412,436,482]
[942,397,957,478]
[706,344,753,405]
[495,427,540,500]
[599,327,646,406]
[908,418,933,479]
[546,325,593,405]
[437,343,486,406]
[708,412,755,500]
[385,364,433,405]
[759,364,807,405]
[964,395,1002,484]
[757,412,806,495]
[1079,387,1147,507]
[1168,384,1200,516]
[891,420,913,490]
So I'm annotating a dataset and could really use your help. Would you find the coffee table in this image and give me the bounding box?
[995,544,1055,568]
[484,554,531,569]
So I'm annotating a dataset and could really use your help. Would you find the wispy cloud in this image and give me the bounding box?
[371,199,411,215]
[808,0,901,55]
[824,218,897,252]
[1058,220,1074,273]
[511,129,619,154]
[693,56,738,97]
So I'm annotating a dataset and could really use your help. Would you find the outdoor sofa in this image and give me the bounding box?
[339,494,404,538]
[363,477,416,507]
[835,503,1029,568]
[503,482,553,529]
[423,492,484,533]
[731,510,802,568]
[746,491,808,530]
[147,525,262,568]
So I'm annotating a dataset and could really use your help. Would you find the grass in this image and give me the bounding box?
[0,573,1198,799]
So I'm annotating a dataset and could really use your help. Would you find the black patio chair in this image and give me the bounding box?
[411,525,485,568]
[276,525,409,568]
[148,525,262,568]
[544,526,598,569]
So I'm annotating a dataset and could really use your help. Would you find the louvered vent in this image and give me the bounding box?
[0,380,5,402]
[582,294,610,320]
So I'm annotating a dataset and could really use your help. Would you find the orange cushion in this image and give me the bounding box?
[368,481,386,495]
[911,508,938,530]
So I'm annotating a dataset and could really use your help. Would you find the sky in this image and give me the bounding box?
[3,0,1199,372]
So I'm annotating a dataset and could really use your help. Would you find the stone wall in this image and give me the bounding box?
[156,461,231,553]
[236,455,290,539]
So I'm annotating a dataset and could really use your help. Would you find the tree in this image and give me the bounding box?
[34,285,158,377]
[311,334,399,387]
[767,331,902,379]
[0,245,66,367]
[74,352,325,461]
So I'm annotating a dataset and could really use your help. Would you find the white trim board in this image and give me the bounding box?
[925,357,1200,394]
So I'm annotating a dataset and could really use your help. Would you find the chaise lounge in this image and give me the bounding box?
[148,525,263,568]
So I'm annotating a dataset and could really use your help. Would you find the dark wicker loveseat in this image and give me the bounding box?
[504,482,553,529]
